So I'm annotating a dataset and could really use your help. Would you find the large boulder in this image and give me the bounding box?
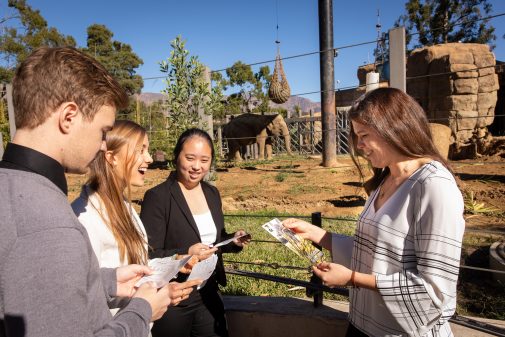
[407,43,499,158]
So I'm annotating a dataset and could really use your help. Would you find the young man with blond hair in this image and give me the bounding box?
[0,47,196,337]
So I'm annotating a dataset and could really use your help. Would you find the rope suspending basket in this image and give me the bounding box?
[268,48,291,104]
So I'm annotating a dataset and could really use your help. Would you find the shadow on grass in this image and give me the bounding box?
[343,181,363,187]
[327,195,366,207]
[457,173,505,184]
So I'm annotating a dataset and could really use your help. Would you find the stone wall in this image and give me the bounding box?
[407,43,499,158]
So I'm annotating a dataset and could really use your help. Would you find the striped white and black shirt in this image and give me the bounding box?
[332,161,465,337]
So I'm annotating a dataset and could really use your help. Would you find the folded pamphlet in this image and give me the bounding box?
[262,218,324,265]
[187,254,218,289]
[135,255,192,288]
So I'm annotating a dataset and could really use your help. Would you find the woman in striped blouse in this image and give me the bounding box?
[283,88,465,337]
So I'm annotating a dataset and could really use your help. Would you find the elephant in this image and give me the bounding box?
[222,113,292,161]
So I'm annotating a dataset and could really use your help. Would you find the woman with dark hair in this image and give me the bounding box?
[283,88,465,337]
[140,128,249,337]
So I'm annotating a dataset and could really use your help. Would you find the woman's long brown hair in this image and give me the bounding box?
[87,120,148,265]
[347,87,450,195]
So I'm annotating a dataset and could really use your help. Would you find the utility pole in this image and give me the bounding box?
[318,0,337,167]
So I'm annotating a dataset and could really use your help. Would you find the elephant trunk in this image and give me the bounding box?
[280,123,292,155]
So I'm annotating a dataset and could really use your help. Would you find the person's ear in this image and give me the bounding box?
[104,150,118,168]
[58,102,80,134]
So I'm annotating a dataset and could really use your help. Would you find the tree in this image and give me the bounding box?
[396,0,496,50]
[216,61,272,116]
[0,0,76,82]
[82,24,144,95]
[159,35,223,153]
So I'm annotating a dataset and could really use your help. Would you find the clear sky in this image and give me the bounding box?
[2,0,505,102]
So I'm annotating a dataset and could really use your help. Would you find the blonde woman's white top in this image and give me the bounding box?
[71,185,149,320]
[72,186,148,268]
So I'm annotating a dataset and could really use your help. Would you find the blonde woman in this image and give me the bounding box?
[72,120,198,320]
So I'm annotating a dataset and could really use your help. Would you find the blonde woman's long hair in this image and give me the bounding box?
[87,120,148,265]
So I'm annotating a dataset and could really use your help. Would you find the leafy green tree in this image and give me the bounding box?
[215,62,272,116]
[0,0,76,82]
[159,35,223,154]
[396,0,496,50]
[82,24,144,95]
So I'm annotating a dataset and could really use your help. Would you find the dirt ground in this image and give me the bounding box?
[67,154,505,230]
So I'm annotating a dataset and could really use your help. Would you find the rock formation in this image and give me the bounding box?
[407,43,499,158]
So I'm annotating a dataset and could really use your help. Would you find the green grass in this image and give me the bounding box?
[274,172,288,182]
[219,211,505,319]
[220,212,355,301]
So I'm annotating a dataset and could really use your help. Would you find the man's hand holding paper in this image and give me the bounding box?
[136,255,193,288]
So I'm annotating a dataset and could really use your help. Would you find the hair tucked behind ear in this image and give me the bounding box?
[87,120,148,265]
[347,88,450,194]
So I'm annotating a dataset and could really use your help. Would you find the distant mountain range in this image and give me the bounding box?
[136,92,321,114]
[270,95,321,114]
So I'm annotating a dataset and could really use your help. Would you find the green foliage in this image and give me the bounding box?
[82,24,144,95]
[0,0,76,82]
[221,213,354,300]
[274,172,288,182]
[396,0,496,50]
[214,62,272,116]
[158,35,223,154]
[0,96,10,147]
[464,190,501,216]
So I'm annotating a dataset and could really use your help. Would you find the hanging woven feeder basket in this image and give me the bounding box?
[268,51,291,104]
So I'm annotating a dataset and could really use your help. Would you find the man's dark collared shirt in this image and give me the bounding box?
[0,142,68,195]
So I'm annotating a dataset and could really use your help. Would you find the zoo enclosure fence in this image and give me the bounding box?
[214,111,505,160]
[222,212,505,337]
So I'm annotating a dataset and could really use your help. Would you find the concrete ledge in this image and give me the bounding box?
[223,296,504,337]
[223,296,349,337]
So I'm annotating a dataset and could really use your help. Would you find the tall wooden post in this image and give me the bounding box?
[200,67,214,139]
[6,84,16,140]
[0,132,4,159]
[318,0,337,166]
[217,126,223,158]
[310,109,315,153]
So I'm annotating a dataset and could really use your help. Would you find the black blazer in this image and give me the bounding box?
[140,172,241,287]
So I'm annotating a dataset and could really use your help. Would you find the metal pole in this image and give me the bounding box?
[318,0,337,167]
[389,27,406,92]
[307,212,323,307]
[310,109,315,153]
[6,84,16,140]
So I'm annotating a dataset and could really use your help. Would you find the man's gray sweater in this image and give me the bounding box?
[0,168,152,337]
